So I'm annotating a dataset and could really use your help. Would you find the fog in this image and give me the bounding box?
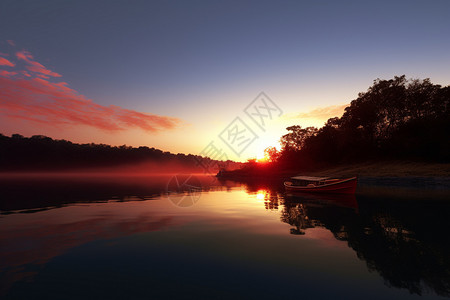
[0,159,243,177]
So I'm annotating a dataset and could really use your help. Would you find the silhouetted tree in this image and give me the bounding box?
[264,146,280,162]
[280,126,318,151]
[277,75,450,164]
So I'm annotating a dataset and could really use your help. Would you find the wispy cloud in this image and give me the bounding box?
[6,40,15,47]
[0,57,15,67]
[16,50,61,77]
[284,104,348,123]
[0,70,17,78]
[0,45,181,133]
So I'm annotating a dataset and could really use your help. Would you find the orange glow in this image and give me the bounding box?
[257,157,269,164]
[255,148,270,163]
[256,190,266,200]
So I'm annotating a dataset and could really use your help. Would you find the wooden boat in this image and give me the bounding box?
[284,176,357,194]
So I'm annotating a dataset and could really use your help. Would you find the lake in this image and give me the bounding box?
[1,174,449,299]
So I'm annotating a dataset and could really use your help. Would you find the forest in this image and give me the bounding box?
[265,75,450,170]
[0,134,225,172]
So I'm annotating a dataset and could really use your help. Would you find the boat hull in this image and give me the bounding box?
[284,177,357,194]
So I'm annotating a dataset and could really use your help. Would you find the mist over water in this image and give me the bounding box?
[1,175,449,299]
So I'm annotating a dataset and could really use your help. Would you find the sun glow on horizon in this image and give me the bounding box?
[256,190,267,201]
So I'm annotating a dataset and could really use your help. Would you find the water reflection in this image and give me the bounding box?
[0,207,176,295]
[0,176,449,298]
[354,197,450,297]
[0,174,237,213]
[252,186,450,298]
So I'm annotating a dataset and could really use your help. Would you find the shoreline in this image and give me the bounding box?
[217,161,450,191]
[301,161,450,178]
[218,161,450,180]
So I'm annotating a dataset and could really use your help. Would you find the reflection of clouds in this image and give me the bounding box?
[0,205,178,295]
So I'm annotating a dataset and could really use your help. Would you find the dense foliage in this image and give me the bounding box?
[276,76,450,167]
[0,134,223,171]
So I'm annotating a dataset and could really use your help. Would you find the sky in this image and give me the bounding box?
[1,0,450,161]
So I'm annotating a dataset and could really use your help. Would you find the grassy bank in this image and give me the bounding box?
[219,161,450,180]
[306,161,450,178]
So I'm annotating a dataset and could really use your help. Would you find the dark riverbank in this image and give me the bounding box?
[218,161,450,189]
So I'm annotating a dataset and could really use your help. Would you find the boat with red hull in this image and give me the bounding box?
[284,176,357,194]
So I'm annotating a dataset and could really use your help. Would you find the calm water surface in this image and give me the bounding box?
[1,174,449,299]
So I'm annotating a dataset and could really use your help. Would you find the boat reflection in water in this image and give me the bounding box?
[282,194,357,236]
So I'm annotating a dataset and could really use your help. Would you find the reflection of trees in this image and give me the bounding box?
[0,175,230,213]
[0,177,167,213]
[280,199,356,240]
[280,204,313,235]
[279,195,450,297]
[263,191,281,210]
[350,199,450,297]
[242,183,284,211]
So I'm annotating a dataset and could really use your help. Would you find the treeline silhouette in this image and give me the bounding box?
[0,134,224,172]
[276,75,450,168]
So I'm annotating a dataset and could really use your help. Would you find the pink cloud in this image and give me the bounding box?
[21,71,31,77]
[16,50,61,77]
[7,40,15,46]
[0,57,15,67]
[0,70,17,78]
[0,48,181,133]
[36,73,50,79]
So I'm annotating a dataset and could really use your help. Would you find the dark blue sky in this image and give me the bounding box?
[1,0,449,158]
